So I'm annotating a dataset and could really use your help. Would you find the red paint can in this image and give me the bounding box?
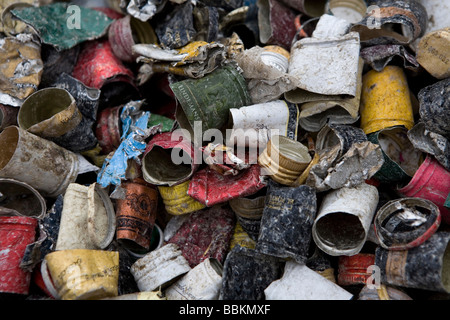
[397,155,450,225]
[115,180,159,251]
[0,216,37,295]
[337,253,375,286]
[72,39,135,90]
[95,105,122,154]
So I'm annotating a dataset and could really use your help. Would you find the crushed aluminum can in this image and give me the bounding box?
[367,126,423,184]
[349,0,428,47]
[397,155,450,226]
[312,183,379,256]
[220,245,282,300]
[167,206,236,268]
[0,126,79,197]
[264,261,353,300]
[0,34,43,107]
[359,65,415,135]
[0,178,46,219]
[11,2,113,51]
[158,180,206,216]
[187,164,266,207]
[337,253,376,286]
[0,1,35,36]
[55,182,116,251]
[256,0,297,50]
[130,243,191,292]
[126,0,167,22]
[315,124,368,159]
[360,44,420,72]
[374,197,441,251]
[0,216,37,296]
[165,258,223,300]
[95,105,123,155]
[375,231,450,293]
[256,180,316,263]
[142,132,199,187]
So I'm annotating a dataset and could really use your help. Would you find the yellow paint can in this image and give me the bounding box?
[360,66,414,135]
[158,180,206,215]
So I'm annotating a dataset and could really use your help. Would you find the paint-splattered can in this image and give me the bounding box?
[220,245,282,300]
[158,180,206,216]
[0,178,46,219]
[312,183,379,256]
[115,180,158,251]
[337,253,375,286]
[0,216,37,296]
[374,197,441,251]
[375,231,450,293]
[170,66,251,138]
[256,180,317,263]
[0,126,79,197]
[397,155,450,226]
[130,243,191,292]
[360,66,414,135]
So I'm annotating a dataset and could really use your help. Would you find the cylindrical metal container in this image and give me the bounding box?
[397,155,450,225]
[17,87,82,139]
[0,126,79,197]
[115,180,158,251]
[55,183,116,251]
[170,66,251,138]
[142,132,199,186]
[0,216,37,296]
[264,261,353,300]
[258,135,312,185]
[220,245,282,300]
[374,198,441,251]
[360,66,414,135]
[257,0,297,50]
[43,249,120,300]
[312,183,379,256]
[165,258,223,300]
[337,253,375,286]
[158,180,206,215]
[256,180,317,263]
[325,0,367,24]
[375,232,450,293]
[0,104,18,131]
[95,105,122,155]
[0,178,46,218]
[130,243,191,292]
[367,126,423,183]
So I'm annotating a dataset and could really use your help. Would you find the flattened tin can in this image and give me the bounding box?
[220,245,282,300]
[0,126,79,197]
[256,180,317,263]
[374,197,441,251]
[115,180,158,251]
[312,183,379,256]
[360,66,414,135]
[375,231,450,293]
[158,180,206,216]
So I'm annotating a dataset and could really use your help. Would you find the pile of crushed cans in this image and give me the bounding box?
[0,0,449,301]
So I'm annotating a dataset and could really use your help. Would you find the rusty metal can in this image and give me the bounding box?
[115,180,158,251]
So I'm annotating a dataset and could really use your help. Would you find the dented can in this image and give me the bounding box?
[397,155,450,225]
[0,178,46,219]
[265,261,353,300]
[220,245,282,300]
[375,232,450,293]
[258,135,311,185]
[55,183,116,251]
[43,249,120,300]
[374,197,441,251]
[337,253,375,286]
[256,180,316,263]
[115,180,158,251]
[95,105,123,155]
[316,123,368,158]
[131,243,191,292]
[0,216,37,296]
[229,194,266,220]
[0,126,78,197]
[360,66,415,135]
[158,180,205,216]
[312,183,379,256]
[165,258,223,300]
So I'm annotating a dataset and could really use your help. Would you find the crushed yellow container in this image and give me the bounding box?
[158,180,206,215]
[360,66,414,135]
